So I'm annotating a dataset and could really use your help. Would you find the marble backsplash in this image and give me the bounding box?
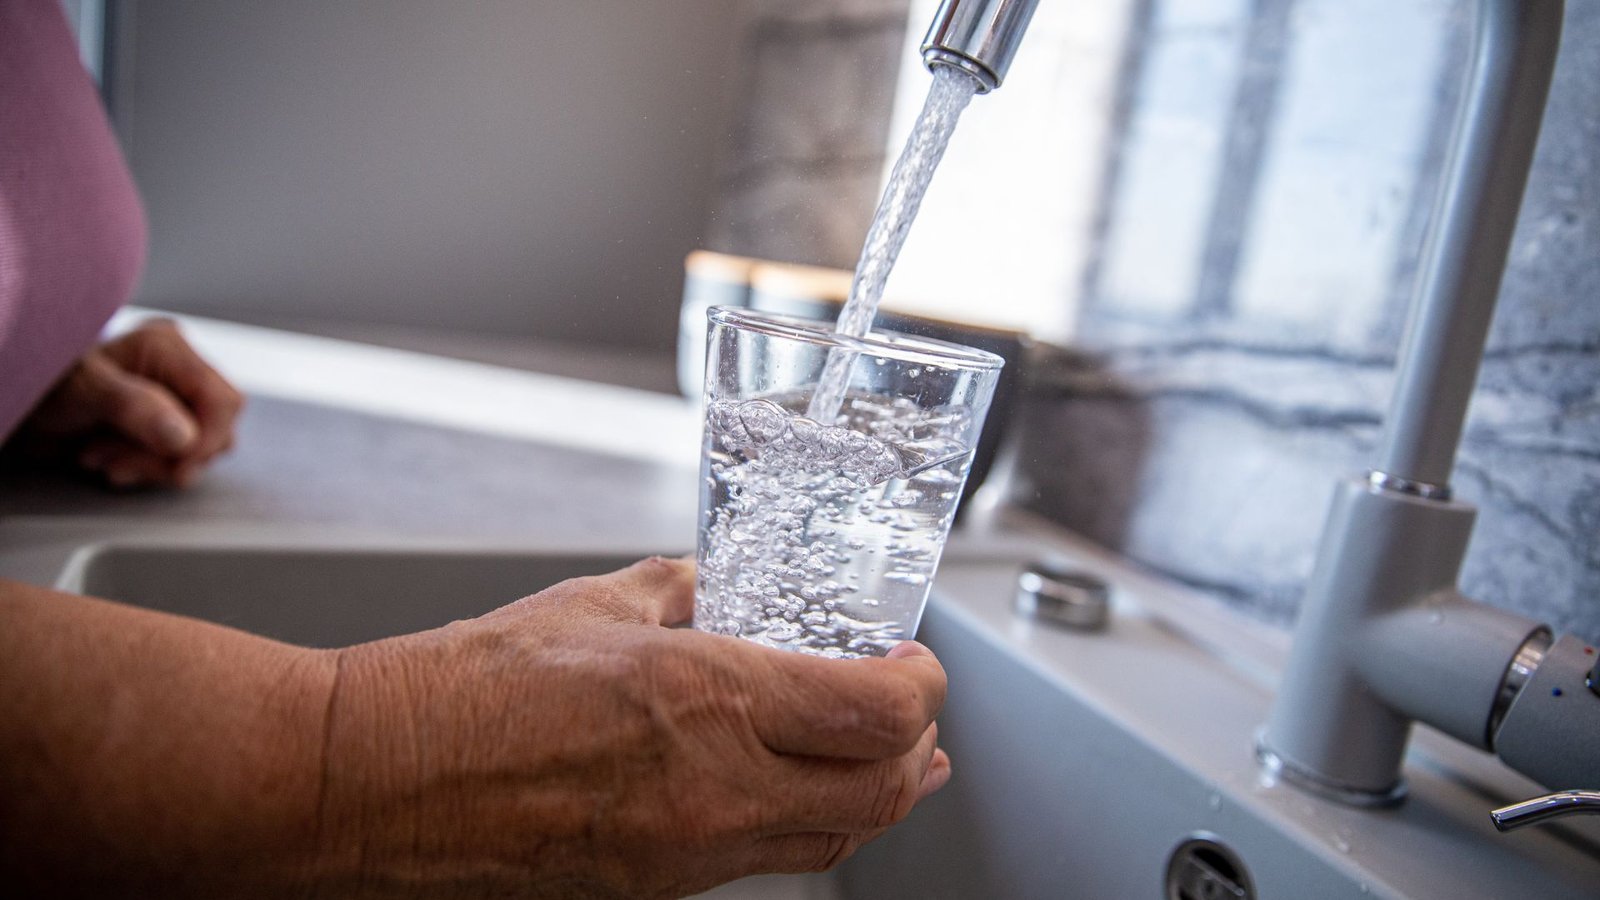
[1014,0,1600,643]
[705,0,1600,642]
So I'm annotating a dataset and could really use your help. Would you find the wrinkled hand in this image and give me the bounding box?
[320,557,951,899]
[8,319,244,488]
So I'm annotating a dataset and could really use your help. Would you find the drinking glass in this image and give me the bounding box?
[693,306,1003,658]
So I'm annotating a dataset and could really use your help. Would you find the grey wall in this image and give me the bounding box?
[120,0,742,350]
[703,0,910,270]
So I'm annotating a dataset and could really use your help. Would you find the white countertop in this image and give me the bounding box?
[108,308,703,469]
[0,311,705,586]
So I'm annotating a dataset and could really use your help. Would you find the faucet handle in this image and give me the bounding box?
[1490,790,1600,832]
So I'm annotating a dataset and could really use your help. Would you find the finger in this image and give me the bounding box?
[918,747,952,802]
[743,752,950,875]
[78,361,201,457]
[102,456,175,490]
[884,638,930,662]
[555,556,697,626]
[78,440,185,489]
[103,460,173,490]
[171,457,206,488]
[105,321,244,458]
[748,641,947,759]
[764,720,941,834]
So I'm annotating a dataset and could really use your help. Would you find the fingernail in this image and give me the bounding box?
[918,754,953,799]
[157,415,199,453]
[887,640,932,660]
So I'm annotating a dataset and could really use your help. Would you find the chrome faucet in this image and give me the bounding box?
[919,0,1599,822]
[921,0,1041,93]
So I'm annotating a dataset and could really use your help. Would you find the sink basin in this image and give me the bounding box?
[56,532,1600,898]
[57,540,665,648]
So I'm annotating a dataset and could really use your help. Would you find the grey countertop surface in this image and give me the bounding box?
[0,393,699,588]
[171,310,683,395]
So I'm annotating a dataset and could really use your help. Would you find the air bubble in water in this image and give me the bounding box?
[699,384,977,657]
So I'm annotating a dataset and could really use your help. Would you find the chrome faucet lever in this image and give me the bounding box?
[1490,791,1600,831]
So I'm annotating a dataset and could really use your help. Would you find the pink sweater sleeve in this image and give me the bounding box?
[0,0,148,441]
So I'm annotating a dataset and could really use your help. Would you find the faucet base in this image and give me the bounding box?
[1255,731,1408,808]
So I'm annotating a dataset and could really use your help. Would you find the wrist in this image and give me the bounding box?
[306,626,606,898]
[305,638,432,898]
[188,643,342,899]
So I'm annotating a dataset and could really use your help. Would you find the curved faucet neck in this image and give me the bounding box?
[1372,0,1565,491]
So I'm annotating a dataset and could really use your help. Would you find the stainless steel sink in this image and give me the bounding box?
[56,531,1600,898]
[57,540,661,648]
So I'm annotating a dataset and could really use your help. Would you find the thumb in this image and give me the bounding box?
[81,356,200,456]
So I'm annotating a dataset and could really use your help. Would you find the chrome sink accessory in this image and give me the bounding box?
[920,0,1040,93]
[1487,629,1552,739]
[1490,634,1600,791]
[1165,833,1255,900]
[1014,561,1111,631]
[1365,468,1452,503]
[1491,791,1600,831]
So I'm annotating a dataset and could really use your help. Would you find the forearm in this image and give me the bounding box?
[0,578,336,897]
[0,557,955,900]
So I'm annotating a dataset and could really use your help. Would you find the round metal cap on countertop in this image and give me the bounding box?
[1014,560,1111,631]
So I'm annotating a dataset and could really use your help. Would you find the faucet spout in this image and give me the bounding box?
[920,0,1041,93]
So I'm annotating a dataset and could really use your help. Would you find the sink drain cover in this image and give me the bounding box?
[1165,833,1255,900]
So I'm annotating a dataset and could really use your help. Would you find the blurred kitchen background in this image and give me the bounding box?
[65,0,1599,641]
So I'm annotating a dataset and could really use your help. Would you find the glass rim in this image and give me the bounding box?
[707,305,1006,372]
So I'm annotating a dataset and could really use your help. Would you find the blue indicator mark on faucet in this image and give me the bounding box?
[1552,688,1564,698]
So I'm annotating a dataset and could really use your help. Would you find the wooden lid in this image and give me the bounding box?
[684,250,760,283]
[750,261,854,303]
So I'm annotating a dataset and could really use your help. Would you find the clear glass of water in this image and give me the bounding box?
[694,306,1004,658]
